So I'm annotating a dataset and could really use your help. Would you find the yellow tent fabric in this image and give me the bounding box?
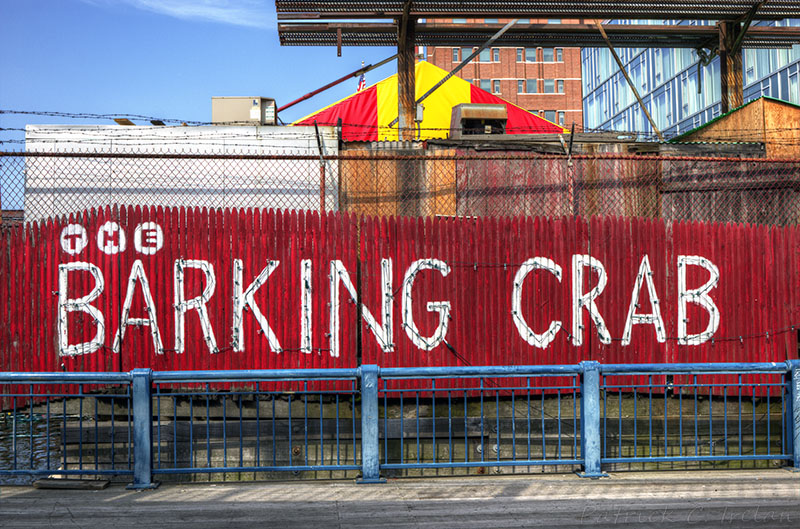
[373,61,470,140]
[294,61,566,140]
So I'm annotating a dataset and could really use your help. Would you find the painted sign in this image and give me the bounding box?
[1,207,798,376]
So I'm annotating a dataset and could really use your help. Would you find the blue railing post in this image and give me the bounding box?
[788,360,800,470]
[357,364,385,483]
[578,361,606,478]
[127,368,159,489]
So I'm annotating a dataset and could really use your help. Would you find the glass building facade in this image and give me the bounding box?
[581,20,800,137]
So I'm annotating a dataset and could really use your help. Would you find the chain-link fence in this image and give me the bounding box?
[2,150,800,226]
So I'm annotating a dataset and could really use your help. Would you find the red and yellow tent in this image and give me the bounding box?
[293,61,566,141]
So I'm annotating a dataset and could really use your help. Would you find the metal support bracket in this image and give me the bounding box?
[357,364,386,483]
[787,360,800,471]
[577,361,608,479]
[127,368,159,490]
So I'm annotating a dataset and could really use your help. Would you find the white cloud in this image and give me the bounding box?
[82,0,274,29]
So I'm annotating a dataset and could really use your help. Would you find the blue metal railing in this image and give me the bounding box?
[0,361,798,487]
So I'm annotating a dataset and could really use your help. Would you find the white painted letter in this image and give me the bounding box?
[402,259,451,351]
[300,259,313,354]
[113,259,163,355]
[621,255,666,346]
[329,259,393,358]
[232,259,281,354]
[58,262,105,357]
[677,255,720,345]
[512,258,562,348]
[174,259,218,354]
[572,255,611,346]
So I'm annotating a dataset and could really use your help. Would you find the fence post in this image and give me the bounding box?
[789,360,800,470]
[357,364,385,483]
[127,368,159,489]
[578,361,607,478]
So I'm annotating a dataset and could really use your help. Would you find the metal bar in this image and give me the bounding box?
[381,365,583,378]
[28,385,33,470]
[127,369,158,489]
[593,20,665,141]
[0,469,134,476]
[46,398,51,471]
[381,459,584,470]
[432,380,437,464]
[154,391,159,470]
[603,455,790,464]
[357,365,384,483]
[789,360,800,468]
[152,369,359,382]
[416,393,420,464]
[578,361,605,478]
[304,385,309,466]
[276,54,397,113]
[152,465,360,475]
[448,391,453,465]
[648,375,653,457]
[314,121,326,212]
[0,372,132,383]
[206,385,211,470]
[600,363,790,374]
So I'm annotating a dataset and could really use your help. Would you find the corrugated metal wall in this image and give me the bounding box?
[1,207,797,384]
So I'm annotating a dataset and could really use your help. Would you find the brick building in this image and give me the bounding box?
[425,18,584,129]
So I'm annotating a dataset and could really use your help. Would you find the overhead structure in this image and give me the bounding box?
[276,2,799,20]
[277,1,800,137]
[279,22,800,50]
[292,61,566,141]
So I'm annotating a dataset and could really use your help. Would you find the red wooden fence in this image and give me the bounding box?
[1,207,797,389]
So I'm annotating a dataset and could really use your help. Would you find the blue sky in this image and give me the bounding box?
[0,0,395,146]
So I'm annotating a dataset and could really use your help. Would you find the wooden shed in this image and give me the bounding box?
[671,96,800,158]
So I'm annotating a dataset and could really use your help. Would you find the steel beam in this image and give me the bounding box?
[278,22,800,49]
[397,2,415,142]
[275,1,800,21]
[720,22,745,114]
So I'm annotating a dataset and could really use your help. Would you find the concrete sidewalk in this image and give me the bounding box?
[1,470,798,528]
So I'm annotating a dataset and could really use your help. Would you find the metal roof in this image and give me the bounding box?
[275,1,800,21]
[279,22,800,48]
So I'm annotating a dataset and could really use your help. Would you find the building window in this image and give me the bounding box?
[516,48,523,62]
[545,110,557,122]
[452,18,467,24]
[452,48,459,62]
[525,48,537,62]
[544,79,556,93]
[543,48,554,62]
[462,47,473,61]
[548,19,561,24]
[492,80,501,93]
[493,48,499,62]
[558,111,565,126]
[517,19,529,24]
[479,48,491,62]
[485,18,499,24]
[557,80,564,93]
[479,79,491,91]
[517,80,524,93]
[556,48,563,62]
[525,79,538,93]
